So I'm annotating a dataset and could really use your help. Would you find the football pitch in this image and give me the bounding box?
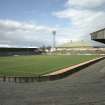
[0,55,100,76]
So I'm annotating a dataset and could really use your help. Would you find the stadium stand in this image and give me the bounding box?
[0,47,42,56]
[91,28,105,44]
[52,41,105,55]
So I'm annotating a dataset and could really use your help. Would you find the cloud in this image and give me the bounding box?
[1,0,105,47]
[54,8,105,30]
[67,0,105,8]
[53,0,105,45]
[0,20,53,32]
[0,19,56,47]
[0,19,84,47]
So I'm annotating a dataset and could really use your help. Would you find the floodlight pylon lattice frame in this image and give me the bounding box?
[52,30,56,49]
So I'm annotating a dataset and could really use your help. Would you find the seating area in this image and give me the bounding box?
[53,48,105,55]
[0,48,42,56]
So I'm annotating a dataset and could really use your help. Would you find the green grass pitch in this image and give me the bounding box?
[0,55,100,76]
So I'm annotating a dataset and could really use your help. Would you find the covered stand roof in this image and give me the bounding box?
[90,28,105,44]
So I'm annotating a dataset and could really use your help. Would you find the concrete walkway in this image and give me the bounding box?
[0,59,105,105]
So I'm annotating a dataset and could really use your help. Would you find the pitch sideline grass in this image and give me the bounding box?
[0,55,101,76]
